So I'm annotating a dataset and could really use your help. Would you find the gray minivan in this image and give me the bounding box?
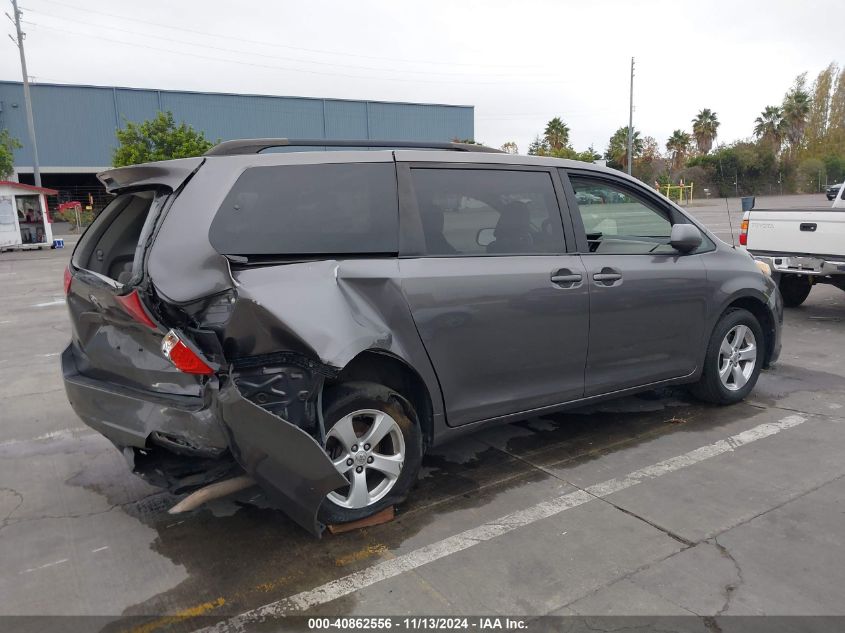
[63,139,782,536]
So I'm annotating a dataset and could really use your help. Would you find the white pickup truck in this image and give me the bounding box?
[741,193,845,307]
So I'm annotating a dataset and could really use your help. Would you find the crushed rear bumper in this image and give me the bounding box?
[62,345,228,455]
[62,344,346,536]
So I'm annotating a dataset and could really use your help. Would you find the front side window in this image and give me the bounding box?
[410,168,565,256]
[210,163,398,256]
[567,174,676,254]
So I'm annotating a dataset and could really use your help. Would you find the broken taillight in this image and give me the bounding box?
[161,330,214,375]
[116,290,157,329]
[63,266,73,295]
[739,218,749,246]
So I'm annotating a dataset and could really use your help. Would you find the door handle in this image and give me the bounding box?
[593,273,622,282]
[800,223,817,232]
[593,267,623,286]
[551,273,582,284]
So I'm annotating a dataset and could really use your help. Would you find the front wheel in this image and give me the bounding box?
[318,381,422,525]
[779,274,812,307]
[690,308,764,405]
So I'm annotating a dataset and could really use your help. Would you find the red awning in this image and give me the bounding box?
[0,181,59,195]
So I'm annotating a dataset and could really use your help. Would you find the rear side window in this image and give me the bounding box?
[209,163,398,256]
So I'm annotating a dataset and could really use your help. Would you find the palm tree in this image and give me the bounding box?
[543,117,570,151]
[691,109,720,154]
[753,105,784,154]
[781,88,811,155]
[604,126,642,171]
[666,130,692,170]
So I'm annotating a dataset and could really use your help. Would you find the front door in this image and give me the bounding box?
[398,165,589,426]
[562,171,709,397]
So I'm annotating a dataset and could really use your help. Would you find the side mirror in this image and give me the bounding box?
[669,223,702,253]
[477,227,495,247]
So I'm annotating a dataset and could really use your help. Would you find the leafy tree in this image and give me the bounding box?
[823,154,845,185]
[826,68,845,154]
[753,105,784,154]
[640,136,663,162]
[543,117,570,151]
[781,74,811,156]
[112,111,215,167]
[796,157,826,192]
[605,126,642,171]
[804,63,837,154]
[691,108,720,155]
[0,129,22,180]
[576,146,602,162]
[549,146,579,159]
[666,129,693,170]
[634,136,668,184]
[688,142,780,196]
[527,135,550,156]
[500,141,519,154]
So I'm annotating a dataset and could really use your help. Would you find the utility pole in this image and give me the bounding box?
[9,0,41,187]
[626,57,634,175]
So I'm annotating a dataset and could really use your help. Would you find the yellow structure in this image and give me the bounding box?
[660,183,694,205]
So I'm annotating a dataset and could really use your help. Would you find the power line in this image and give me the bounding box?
[26,22,577,87]
[30,0,539,70]
[22,8,559,80]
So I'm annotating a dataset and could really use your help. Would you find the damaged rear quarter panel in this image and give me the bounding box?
[216,259,445,533]
[222,258,443,413]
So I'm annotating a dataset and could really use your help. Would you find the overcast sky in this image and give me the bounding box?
[2,0,841,153]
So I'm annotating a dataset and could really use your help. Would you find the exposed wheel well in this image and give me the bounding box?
[327,351,434,450]
[721,297,776,367]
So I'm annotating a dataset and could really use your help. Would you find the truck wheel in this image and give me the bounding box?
[690,308,764,405]
[779,274,811,308]
[318,381,422,526]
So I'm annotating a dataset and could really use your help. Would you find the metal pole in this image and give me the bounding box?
[10,0,41,187]
[627,57,634,175]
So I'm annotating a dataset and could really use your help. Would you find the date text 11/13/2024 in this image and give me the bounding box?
[307,617,528,630]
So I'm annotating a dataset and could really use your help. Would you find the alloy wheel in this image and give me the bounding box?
[324,409,405,509]
[718,324,757,391]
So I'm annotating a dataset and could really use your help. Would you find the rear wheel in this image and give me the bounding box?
[779,274,812,307]
[318,382,422,525]
[691,308,764,405]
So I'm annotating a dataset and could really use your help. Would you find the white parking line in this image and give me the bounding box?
[19,558,69,574]
[32,298,66,308]
[202,414,807,631]
[0,428,90,448]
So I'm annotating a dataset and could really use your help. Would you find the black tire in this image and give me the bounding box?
[690,308,765,405]
[317,381,423,526]
[778,274,812,308]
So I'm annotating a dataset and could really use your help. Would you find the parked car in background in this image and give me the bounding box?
[575,190,603,205]
[826,183,842,201]
[62,139,782,536]
[742,198,845,306]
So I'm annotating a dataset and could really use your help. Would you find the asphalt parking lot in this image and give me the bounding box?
[1,193,843,632]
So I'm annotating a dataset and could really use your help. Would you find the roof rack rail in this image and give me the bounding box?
[204,138,502,156]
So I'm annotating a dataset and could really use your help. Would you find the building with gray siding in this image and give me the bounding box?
[0,80,473,204]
